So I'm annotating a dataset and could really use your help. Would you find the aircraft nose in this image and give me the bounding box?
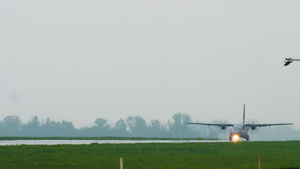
[232,128,240,132]
[231,129,242,135]
[232,132,239,135]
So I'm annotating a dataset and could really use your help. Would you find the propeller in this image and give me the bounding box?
[247,120,260,133]
[212,119,230,131]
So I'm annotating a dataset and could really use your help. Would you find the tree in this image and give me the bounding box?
[114,119,127,131]
[41,118,62,136]
[126,116,147,134]
[27,115,40,128]
[149,119,160,130]
[1,116,22,136]
[60,120,76,136]
[61,120,74,130]
[22,115,40,136]
[113,119,128,136]
[39,118,76,136]
[148,119,166,137]
[171,113,191,132]
[169,113,196,137]
[3,116,22,129]
[94,118,108,128]
[0,121,4,134]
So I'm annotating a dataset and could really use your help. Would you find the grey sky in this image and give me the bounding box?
[1,1,300,128]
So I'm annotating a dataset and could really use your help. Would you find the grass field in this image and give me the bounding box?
[0,140,299,169]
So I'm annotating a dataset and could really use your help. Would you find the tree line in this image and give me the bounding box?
[0,113,218,138]
[1,113,299,140]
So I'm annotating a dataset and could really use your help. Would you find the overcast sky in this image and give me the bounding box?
[1,1,300,128]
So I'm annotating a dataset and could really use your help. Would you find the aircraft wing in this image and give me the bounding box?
[186,123,234,127]
[284,61,293,66]
[244,123,294,128]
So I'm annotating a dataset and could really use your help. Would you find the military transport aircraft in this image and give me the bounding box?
[186,104,294,141]
[284,58,300,66]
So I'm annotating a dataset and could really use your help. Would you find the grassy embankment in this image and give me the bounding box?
[0,140,299,169]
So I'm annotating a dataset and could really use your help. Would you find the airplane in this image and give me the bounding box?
[186,104,294,141]
[284,58,300,66]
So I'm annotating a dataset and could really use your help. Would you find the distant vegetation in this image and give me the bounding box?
[0,141,299,169]
[0,113,218,138]
[0,136,214,140]
[0,113,299,140]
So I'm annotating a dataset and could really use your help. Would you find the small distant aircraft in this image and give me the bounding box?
[284,58,300,66]
[186,104,294,141]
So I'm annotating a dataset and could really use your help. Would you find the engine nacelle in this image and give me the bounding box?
[221,125,226,130]
[251,126,257,130]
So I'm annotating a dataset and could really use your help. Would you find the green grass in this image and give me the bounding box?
[0,141,299,169]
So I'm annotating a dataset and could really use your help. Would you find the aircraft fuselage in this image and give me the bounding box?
[186,104,293,141]
[229,125,249,141]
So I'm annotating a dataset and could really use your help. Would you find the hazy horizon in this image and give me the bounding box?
[1,1,300,129]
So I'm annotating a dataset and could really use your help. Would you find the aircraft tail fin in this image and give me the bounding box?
[243,104,245,125]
